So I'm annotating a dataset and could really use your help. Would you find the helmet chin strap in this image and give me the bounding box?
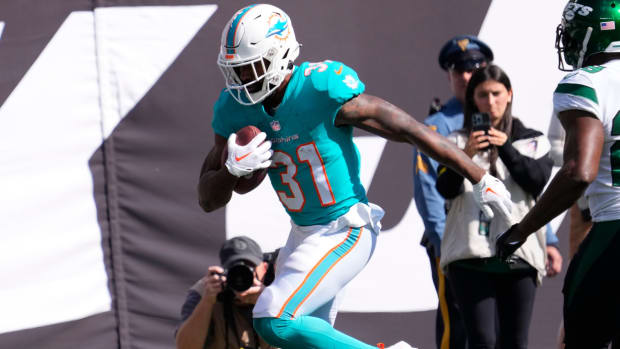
[577,26,594,68]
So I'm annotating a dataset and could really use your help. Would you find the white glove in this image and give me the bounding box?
[224,132,273,177]
[472,173,514,224]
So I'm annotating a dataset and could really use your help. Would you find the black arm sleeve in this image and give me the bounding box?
[497,142,553,198]
[180,290,202,322]
[174,290,202,338]
[436,165,465,199]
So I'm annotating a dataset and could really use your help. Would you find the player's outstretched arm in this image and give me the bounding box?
[197,133,239,212]
[336,93,485,183]
[497,110,604,254]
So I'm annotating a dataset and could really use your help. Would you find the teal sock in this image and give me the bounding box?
[254,316,376,349]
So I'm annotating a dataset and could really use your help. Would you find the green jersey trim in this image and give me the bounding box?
[554,83,598,104]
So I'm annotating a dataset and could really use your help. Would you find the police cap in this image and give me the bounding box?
[438,35,494,71]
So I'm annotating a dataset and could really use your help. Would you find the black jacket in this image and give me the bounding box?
[436,118,554,199]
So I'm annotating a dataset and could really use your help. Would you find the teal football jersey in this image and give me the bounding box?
[212,60,367,226]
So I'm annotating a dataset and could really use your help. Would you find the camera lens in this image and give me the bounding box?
[226,263,254,292]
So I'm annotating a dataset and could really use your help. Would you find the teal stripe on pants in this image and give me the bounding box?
[279,227,362,319]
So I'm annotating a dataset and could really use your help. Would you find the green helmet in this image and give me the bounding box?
[555,0,620,70]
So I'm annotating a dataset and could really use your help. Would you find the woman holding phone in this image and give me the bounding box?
[435,64,554,349]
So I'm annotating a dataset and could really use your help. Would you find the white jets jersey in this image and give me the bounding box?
[552,60,620,222]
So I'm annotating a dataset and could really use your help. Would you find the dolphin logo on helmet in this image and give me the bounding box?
[266,16,289,40]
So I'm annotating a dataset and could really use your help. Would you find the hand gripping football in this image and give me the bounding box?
[221,125,269,194]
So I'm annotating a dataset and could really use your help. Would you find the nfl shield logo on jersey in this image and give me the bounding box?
[270,120,281,131]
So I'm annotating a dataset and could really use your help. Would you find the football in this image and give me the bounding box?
[221,125,269,194]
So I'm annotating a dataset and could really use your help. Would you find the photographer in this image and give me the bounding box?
[175,236,278,349]
[435,65,554,348]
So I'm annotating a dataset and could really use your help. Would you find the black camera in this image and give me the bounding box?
[215,262,255,303]
[221,250,279,294]
[472,112,491,134]
[224,260,256,293]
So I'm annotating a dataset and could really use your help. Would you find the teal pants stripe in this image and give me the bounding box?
[278,227,362,319]
[254,316,376,349]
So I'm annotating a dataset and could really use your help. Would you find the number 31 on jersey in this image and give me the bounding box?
[271,142,335,211]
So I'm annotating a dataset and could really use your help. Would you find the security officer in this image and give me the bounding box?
[413,35,492,349]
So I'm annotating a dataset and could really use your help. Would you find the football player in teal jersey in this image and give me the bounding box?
[496,0,620,347]
[199,4,513,349]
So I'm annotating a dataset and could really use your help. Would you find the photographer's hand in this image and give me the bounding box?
[465,130,490,157]
[205,266,225,304]
[234,260,271,304]
[176,266,225,349]
[488,127,508,147]
[236,283,265,305]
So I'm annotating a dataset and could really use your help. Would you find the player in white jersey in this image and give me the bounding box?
[496,0,620,347]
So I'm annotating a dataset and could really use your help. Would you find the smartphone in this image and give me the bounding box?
[472,112,491,134]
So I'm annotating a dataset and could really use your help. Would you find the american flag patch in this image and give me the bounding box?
[601,21,616,30]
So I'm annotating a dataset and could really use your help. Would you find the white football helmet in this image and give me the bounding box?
[217,4,301,105]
